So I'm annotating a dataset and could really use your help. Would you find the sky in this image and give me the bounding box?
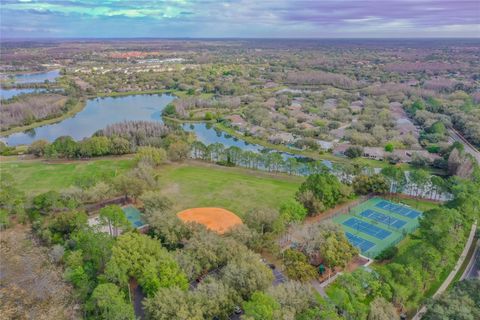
[1,0,479,38]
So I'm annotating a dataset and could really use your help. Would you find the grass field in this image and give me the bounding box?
[0,157,134,194]
[156,162,303,216]
[333,197,423,258]
[0,158,302,215]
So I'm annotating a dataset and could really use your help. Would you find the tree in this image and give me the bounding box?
[140,191,172,216]
[279,199,308,222]
[267,281,317,318]
[99,205,131,236]
[427,121,446,135]
[344,146,364,158]
[384,143,394,152]
[244,208,284,235]
[423,279,480,320]
[110,136,132,155]
[140,192,187,249]
[353,174,389,195]
[27,139,49,157]
[105,232,188,296]
[282,249,318,282]
[46,135,78,158]
[31,190,78,215]
[114,173,146,201]
[409,169,430,199]
[243,291,280,320]
[221,250,273,299]
[301,222,358,270]
[296,173,352,215]
[88,283,135,320]
[381,165,406,194]
[168,140,190,161]
[46,210,88,243]
[78,136,111,157]
[71,228,114,275]
[135,146,167,166]
[368,297,398,320]
[143,287,202,320]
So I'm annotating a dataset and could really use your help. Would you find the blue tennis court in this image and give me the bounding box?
[343,217,391,239]
[346,232,375,252]
[375,200,421,219]
[360,209,407,229]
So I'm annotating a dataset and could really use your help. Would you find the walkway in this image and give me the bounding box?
[448,128,480,163]
[461,239,480,280]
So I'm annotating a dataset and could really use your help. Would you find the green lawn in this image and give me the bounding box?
[1,158,303,216]
[0,157,134,194]
[155,162,303,217]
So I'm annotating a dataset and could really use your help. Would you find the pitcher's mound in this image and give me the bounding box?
[177,207,242,234]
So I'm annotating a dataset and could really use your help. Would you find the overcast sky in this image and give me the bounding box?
[1,0,479,38]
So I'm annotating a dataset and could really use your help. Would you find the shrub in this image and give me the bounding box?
[375,246,398,261]
[279,199,307,222]
[135,146,167,166]
[344,146,363,159]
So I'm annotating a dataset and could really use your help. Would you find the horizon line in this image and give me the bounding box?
[2,36,480,41]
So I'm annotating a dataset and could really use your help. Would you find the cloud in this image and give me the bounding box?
[1,0,479,38]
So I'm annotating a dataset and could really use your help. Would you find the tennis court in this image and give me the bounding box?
[333,197,423,258]
[123,206,146,228]
[343,217,391,239]
[375,200,421,219]
[345,232,375,252]
[360,209,407,229]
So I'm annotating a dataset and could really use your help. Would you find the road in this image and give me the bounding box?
[462,239,480,280]
[449,128,480,163]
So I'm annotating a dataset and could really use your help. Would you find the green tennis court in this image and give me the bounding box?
[122,206,146,228]
[333,197,422,258]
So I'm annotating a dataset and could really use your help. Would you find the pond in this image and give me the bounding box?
[3,94,175,145]
[182,123,263,152]
[0,88,46,99]
[11,69,60,84]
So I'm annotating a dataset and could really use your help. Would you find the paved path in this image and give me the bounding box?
[449,128,480,163]
[310,280,327,298]
[461,239,480,280]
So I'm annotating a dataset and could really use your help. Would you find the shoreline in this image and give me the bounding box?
[0,99,86,137]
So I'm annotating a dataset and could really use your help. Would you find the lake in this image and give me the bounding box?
[2,93,332,172]
[0,88,46,99]
[182,123,263,152]
[12,69,60,84]
[2,94,175,145]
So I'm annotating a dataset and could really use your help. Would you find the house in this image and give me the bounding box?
[332,144,352,156]
[268,132,295,144]
[226,114,247,127]
[349,104,363,114]
[264,97,276,110]
[323,98,337,109]
[363,147,385,160]
[316,140,334,150]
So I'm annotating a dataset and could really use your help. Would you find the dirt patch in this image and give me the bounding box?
[177,207,242,234]
[0,225,79,319]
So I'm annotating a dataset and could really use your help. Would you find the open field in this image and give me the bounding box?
[0,157,134,194]
[156,162,303,216]
[0,158,302,215]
